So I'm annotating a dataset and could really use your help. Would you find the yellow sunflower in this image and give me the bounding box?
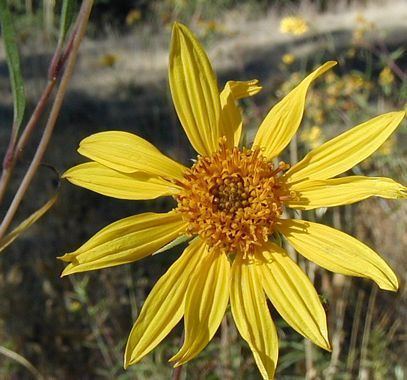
[60,23,405,379]
[279,16,309,36]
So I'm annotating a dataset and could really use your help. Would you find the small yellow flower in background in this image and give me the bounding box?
[308,71,373,118]
[352,29,365,44]
[300,126,323,150]
[277,72,302,97]
[198,19,222,34]
[378,137,395,156]
[280,16,309,36]
[325,71,337,84]
[98,52,120,68]
[355,13,375,28]
[311,109,325,124]
[68,300,82,313]
[343,73,370,95]
[126,9,142,26]
[379,67,395,87]
[352,13,375,44]
[282,53,296,65]
[325,96,336,107]
[60,23,406,379]
[346,47,356,58]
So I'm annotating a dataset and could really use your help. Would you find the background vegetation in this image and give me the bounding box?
[0,0,406,378]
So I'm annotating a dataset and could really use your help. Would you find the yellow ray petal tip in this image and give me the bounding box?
[172,21,185,34]
[325,60,337,67]
[169,347,189,366]
[60,268,73,277]
[318,60,337,73]
[324,338,333,352]
[380,277,399,292]
[168,352,181,364]
[123,353,141,369]
[384,110,406,126]
[123,357,130,370]
[395,110,406,121]
[170,360,183,368]
[60,269,69,278]
[60,261,80,277]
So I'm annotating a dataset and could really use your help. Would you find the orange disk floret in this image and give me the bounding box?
[176,139,292,256]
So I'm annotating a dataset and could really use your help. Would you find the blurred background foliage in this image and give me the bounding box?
[0,0,406,379]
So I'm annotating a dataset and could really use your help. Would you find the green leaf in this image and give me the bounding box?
[0,194,58,253]
[152,234,191,255]
[59,0,77,45]
[0,0,26,130]
[389,48,405,62]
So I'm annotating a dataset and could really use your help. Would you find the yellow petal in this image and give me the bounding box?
[78,131,187,179]
[286,111,405,183]
[231,256,278,380]
[124,238,207,367]
[169,22,222,156]
[277,219,398,291]
[63,162,180,200]
[258,243,331,351]
[288,176,407,210]
[220,79,262,147]
[170,250,230,365]
[253,61,336,159]
[59,211,187,275]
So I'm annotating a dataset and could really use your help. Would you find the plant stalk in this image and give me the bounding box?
[172,365,183,380]
[0,0,94,239]
[172,330,185,380]
[0,12,80,206]
[0,3,82,208]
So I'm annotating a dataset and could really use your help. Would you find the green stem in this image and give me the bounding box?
[0,79,57,206]
[0,3,81,208]
[0,345,44,380]
[0,0,94,239]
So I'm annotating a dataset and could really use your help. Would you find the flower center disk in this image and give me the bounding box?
[176,140,291,255]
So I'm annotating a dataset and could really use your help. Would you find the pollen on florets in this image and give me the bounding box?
[176,139,293,256]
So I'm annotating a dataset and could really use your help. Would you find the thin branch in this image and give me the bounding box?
[0,4,81,207]
[0,129,18,205]
[0,79,57,206]
[0,345,44,380]
[0,0,94,239]
[345,289,364,378]
[172,365,183,380]
[16,81,56,159]
[358,285,378,380]
[221,315,232,380]
[172,331,185,380]
[0,22,79,207]
[290,135,316,378]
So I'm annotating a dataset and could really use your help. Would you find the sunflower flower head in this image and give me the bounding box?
[177,138,292,255]
[60,22,405,380]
